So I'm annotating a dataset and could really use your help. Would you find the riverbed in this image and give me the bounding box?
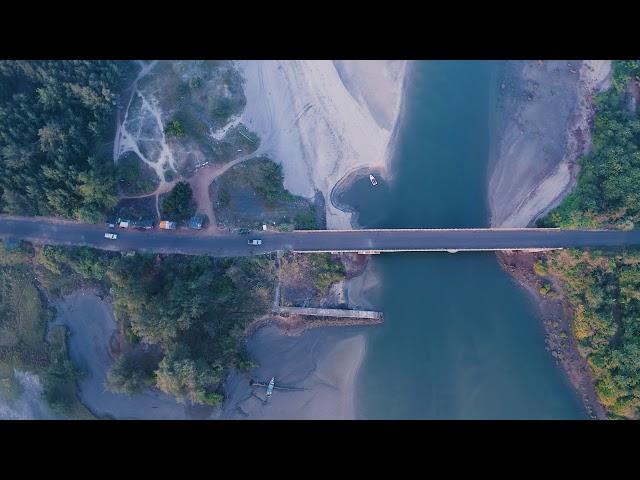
[338,61,586,419]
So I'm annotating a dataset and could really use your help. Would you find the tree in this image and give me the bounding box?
[164,119,185,138]
[106,348,161,394]
[155,346,223,405]
[161,181,195,221]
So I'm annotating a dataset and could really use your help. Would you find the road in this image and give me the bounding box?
[1,216,640,257]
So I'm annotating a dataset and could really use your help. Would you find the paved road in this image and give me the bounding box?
[1,216,640,257]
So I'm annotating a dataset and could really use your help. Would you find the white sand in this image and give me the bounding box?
[490,60,612,227]
[238,60,408,229]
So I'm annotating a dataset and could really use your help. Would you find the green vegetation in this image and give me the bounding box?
[280,252,347,306]
[211,157,322,230]
[108,253,275,405]
[537,61,640,418]
[612,60,640,93]
[164,119,185,138]
[308,253,347,295]
[106,346,162,394]
[161,181,196,222]
[0,60,133,222]
[164,169,176,182]
[42,325,87,415]
[538,70,640,230]
[294,206,319,230]
[116,151,159,196]
[540,250,640,418]
[250,160,292,203]
[0,237,348,410]
[0,241,92,417]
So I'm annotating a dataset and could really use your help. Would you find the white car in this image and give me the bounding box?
[104,233,118,240]
[248,239,262,246]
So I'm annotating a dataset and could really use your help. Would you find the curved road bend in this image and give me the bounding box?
[1,216,640,257]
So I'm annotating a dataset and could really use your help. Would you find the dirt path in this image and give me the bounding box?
[190,150,264,231]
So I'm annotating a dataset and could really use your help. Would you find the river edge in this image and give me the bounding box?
[489,60,613,419]
[496,251,607,419]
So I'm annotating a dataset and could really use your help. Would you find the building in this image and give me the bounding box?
[188,215,204,230]
[159,220,177,230]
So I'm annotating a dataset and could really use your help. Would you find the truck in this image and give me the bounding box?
[159,221,177,230]
[248,239,262,246]
[104,233,118,240]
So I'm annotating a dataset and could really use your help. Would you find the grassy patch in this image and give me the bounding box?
[160,181,196,222]
[111,196,158,224]
[210,157,320,230]
[280,253,346,306]
[116,151,159,196]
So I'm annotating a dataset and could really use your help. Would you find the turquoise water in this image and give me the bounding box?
[341,61,586,419]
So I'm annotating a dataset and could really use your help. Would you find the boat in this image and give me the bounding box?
[369,174,378,186]
[266,377,275,397]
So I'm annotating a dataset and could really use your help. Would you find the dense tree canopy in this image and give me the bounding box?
[161,181,196,221]
[0,60,133,221]
[538,60,640,418]
[539,77,640,230]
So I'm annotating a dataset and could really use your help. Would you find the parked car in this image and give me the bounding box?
[104,233,118,240]
[248,239,262,246]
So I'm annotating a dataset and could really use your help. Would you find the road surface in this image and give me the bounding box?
[1,216,640,257]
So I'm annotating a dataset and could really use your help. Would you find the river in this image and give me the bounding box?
[339,60,586,419]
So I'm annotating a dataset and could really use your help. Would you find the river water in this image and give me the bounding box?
[339,61,586,419]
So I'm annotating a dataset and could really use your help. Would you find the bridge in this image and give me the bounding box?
[0,215,640,257]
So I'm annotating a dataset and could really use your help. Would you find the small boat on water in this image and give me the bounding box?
[369,174,378,186]
[266,377,275,397]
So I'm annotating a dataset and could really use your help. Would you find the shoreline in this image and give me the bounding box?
[489,60,612,228]
[496,251,607,419]
[238,60,409,230]
[488,60,613,419]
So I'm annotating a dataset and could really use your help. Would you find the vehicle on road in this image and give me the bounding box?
[369,174,378,186]
[248,239,262,246]
[104,233,118,240]
[159,220,177,230]
[106,222,115,229]
[266,377,275,397]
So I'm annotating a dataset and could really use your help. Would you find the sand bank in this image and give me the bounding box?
[237,60,408,229]
[489,60,611,227]
[221,326,366,419]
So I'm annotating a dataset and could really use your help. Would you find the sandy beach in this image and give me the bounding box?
[238,60,408,229]
[489,60,612,227]
[220,326,366,419]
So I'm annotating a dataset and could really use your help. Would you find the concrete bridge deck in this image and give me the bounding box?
[274,306,383,320]
[1,215,640,257]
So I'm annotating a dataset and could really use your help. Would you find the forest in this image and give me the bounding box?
[537,60,640,419]
[0,60,134,222]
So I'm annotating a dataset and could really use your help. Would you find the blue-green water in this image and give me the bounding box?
[341,61,586,419]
